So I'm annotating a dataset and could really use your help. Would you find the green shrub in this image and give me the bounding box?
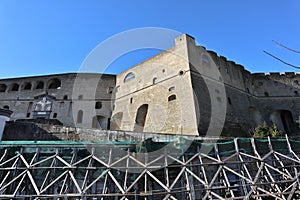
[253,121,283,138]
[296,116,300,129]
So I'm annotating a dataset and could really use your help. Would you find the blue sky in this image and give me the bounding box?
[0,0,300,78]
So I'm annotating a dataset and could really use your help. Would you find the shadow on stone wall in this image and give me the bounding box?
[2,121,60,141]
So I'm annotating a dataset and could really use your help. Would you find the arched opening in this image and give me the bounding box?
[77,110,83,124]
[35,81,44,89]
[95,101,102,109]
[110,112,123,130]
[11,83,19,91]
[168,94,176,102]
[48,78,61,89]
[0,84,7,92]
[92,115,107,129]
[134,104,148,132]
[281,110,295,133]
[264,92,269,97]
[270,110,295,133]
[152,77,157,84]
[53,113,57,118]
[3,105,9,110]
[23,82,32,90]
[124,72,135,83]
[169,86,175,92]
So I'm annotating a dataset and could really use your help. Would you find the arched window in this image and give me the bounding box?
[124,72,135,83]
[264,92,269,97]
[152,77,157,84]
[11,83,19,91]
[95,101,102,109]
[168,94,176,102]
[48,78,61,89]
[23,82,32,90]
[35,81,44,89]
[134,104,149,132]
[77,110,83,124]
[169,86,175,92]
[111,112,123,130]
[63,95,68,100]
[0,84,7,92]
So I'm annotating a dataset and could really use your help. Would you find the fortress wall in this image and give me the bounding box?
[112,36,199,135]
[185,35,257,136]
[0,73,116,128]
[251,72,300,97]
[186,34,300,135]
[0,34,299,136]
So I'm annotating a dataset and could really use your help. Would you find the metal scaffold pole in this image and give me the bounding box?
[0,136,300,199]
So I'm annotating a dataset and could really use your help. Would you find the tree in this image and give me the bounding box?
[264,40,300,69]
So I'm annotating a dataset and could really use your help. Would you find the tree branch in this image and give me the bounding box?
[272,40,300,54]
[263,50,300,69]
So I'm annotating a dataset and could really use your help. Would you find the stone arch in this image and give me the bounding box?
[23,82,32,90]
[77,110,83,124]
[92,115,107,129]
[110,112,123,130]
[0,84,7,92]
[134,104,149,132]
[47,78,61,89]
[270,110,296,133]
[124,72,135,83]
[35,81,44,89]
[11,83,19,91]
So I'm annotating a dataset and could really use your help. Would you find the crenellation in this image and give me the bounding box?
[282,72,296,78]
[268,72,281,79]
[1,33,299,138]
[227,60,236,67]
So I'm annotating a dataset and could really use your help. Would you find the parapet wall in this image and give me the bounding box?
[204,48,300,97]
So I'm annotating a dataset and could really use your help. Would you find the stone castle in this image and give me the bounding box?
[0,34,299,137]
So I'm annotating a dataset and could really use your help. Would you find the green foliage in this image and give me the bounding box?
[296,116,300,129]
[253,121,283,138]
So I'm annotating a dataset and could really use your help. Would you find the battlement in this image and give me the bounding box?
[203,46,300,83]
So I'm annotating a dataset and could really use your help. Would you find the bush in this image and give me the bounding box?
[296,116,300,129]
[253,121,283,138]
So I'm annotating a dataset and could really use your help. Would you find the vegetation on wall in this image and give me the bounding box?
[297,116,300,129]
[253,121,283,138]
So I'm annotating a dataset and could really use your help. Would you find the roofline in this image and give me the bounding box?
[0,72,116,81]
